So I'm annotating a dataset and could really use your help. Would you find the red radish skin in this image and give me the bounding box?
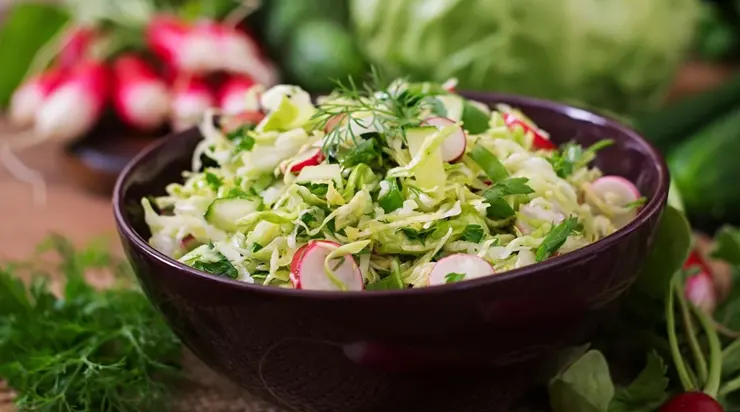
[203,21,278,86]
[148,16,220,74]
[660,392,724,412]
[170,77,215,131]
[501,112,556,150]
[428,254,494,286]
[284,149,323,174]
[684,250,712,275]
[685,272,717,313]
[294,240,363,291]
[588,175,641,228]
[34,60,109,142]
[289,244,310,288]
[218,75,258,114]
[112,54,170,130]
[58,26,95,70]
[9,69,65,127]
[325,114,347,133]
[422,117,467,162]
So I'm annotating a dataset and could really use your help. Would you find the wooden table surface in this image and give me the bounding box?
[0,120,115,260]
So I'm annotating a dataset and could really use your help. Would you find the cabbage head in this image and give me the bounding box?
[349,0,700,116]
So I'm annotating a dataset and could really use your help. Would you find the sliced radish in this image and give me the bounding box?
[324,114,347,133]
[283,148,323,174]
[428,254,493,286]
[422,117,466,162]
[501,112,556,150]
[289,244,310,288]
[294,240,363,291]
[588,176,641,228]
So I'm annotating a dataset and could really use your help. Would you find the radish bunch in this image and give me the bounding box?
[8,16,278,140]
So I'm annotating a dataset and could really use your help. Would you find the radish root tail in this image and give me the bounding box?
[223,0,262,28]
[1,142,48,207]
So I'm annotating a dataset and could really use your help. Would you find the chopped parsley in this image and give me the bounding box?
[462,224,485,243]
[445,272,466,283]
[204,172,223,190]
[535,216,580,261]
[549,139,613,178]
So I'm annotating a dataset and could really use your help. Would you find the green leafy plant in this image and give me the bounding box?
[0,235,182,411]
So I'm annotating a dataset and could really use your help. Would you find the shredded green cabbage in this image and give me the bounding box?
[143,79,640,290]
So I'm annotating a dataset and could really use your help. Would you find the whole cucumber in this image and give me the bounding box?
[668,106,740,231]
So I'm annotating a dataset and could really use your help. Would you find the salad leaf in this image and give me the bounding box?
[550,350,615,412]
[608,353,668,412]
[536,217,579,261]
[632,206,692,300]
[398,227,437,244]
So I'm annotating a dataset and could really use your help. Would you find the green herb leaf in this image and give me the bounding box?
[340,139,381,168]
[536,217,579,261]
[632,206,692,300]
[445,272,466,283]
[0,235,181,411]
[470,144,509,183]
[608,353,668,412]
[624,197,647,210]
[549,350,615,412]
[306,183,329,196]
[379,178,404,213]
[251,243,264,253]
[204,171,223,190]
[549,140,613,178]
[398,227,437,244]
[366,260,404,291]
[191,249,238,279]
[462,224,485,243]
[483,178,534,219]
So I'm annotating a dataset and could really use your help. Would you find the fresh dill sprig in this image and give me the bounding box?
[0,235,182,412]
[312,67,438,155]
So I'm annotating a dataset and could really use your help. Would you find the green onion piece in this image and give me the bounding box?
[470,145,508,183]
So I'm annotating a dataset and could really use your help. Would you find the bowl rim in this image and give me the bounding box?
[113,91,669,301]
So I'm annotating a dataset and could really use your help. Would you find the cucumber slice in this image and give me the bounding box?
[434,94,464,121]
[205,197,260,231]
[295,164,342,184]
[406,126,446,189]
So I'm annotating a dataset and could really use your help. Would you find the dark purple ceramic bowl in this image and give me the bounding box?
[113,93,669,412]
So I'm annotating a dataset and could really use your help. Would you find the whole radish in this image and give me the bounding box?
[660,392,723,412]
[195,20,278,85]
[58,26,95,70]
[170,76,215,131]
[33,60,109,144]
[9,69,66,127]
[112,54,170,131]
[147,15,219,74]
[217,74,258,114]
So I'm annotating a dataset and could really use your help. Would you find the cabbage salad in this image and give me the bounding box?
[142,76,645,291]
